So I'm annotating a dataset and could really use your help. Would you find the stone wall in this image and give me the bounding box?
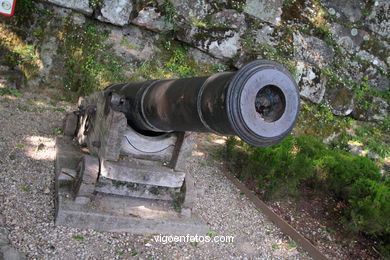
[0,0,388,123]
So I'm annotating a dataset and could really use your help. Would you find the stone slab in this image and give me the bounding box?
[101,159,185,188]
[62,112,78,136]
[170,132,197,172]
[55,188,208,235]
[96,177,179,201]
[74,155,99,198]
[244,0,283,25]
[97,0,133,26]
[45,0,92,15]
[55,136,82,192]
[182,173,197,209]
[0,245,26,260]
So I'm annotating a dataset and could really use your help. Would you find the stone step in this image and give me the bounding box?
[95,177,180,201]
[55,188,208,235]
[100,159,185,188]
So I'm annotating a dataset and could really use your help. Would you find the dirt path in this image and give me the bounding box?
[0,90,310,259]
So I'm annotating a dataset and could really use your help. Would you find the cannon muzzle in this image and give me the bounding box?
[104,60,300,147]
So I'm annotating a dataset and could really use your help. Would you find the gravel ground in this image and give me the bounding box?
[0,91,311,259]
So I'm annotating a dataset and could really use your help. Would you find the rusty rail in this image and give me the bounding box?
[223,170,328,260]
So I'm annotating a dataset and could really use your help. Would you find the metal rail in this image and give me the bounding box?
[223,169,328,260]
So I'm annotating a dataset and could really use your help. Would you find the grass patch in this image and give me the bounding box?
[115,249,125,255]
[0,88,23,97]
[207,230,217,237]
[54,127,63,135]
[20,186,30,191]
[72,235,84,240]
[0,22,40,79]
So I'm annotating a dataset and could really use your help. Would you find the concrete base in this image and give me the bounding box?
[54,137,208,235]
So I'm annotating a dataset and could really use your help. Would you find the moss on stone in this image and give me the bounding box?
[293,102,353,140]
[0,23,41,79]
[128,36,221,81]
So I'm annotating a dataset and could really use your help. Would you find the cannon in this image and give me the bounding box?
[55,60,299,234]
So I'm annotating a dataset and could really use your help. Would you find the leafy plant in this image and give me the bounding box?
[72,235,84,240]
[89,0,103,9]
[286,240,297,249]
[171,201,181,213]
[115,249,125,255]
[54,127,63,135]
[161,0,178,28]
[61,20,126,96]
[207,230,217,237]
[189,242,198,247]
[20,186,29,191]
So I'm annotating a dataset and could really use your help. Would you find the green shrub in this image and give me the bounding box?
[249,136,315,199]
[348,178,390,236]
[226,134,388,251]
[322,151,381,198]
[227,135,345,199]
[227,135,382,200]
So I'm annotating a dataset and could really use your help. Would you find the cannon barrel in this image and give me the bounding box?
[104,60,300,147]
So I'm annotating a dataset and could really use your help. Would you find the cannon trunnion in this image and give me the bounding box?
[54,60,300,234]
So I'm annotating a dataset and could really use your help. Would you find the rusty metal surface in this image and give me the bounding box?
[104,60,300,147]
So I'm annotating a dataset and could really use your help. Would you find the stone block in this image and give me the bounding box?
[182,174,197,209]
[74,155,99,198]
[244,0,283,25]
[62,112,78,137]
[0,228,9,246]
[55,188,208,235]
[0,245,26,260]
[96,177,180,201]
[45,0,92,15]
[170,132,197,172]
[101,159,185,188]
[97,0,133,26]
